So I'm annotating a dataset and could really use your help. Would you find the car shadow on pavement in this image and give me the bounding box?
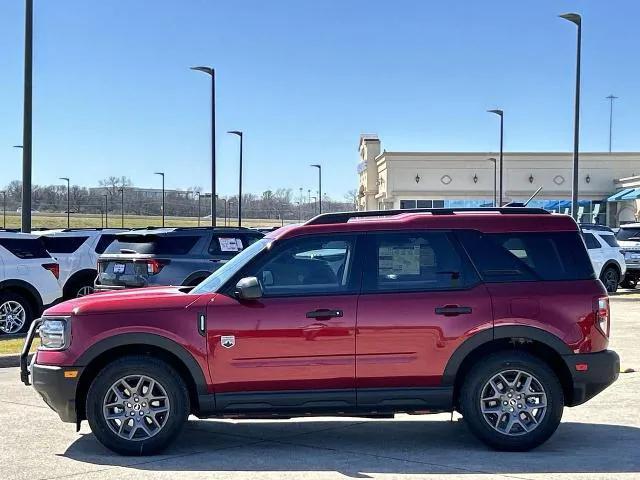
[62,419,640,477]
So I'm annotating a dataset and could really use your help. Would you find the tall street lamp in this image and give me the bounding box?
[487,109,504,206]
[606,94,618,153]
[560,12,582,219]
[59,177,70,228]
[154,172,165,227]
[228,131,244,227]
[196,192,201,227]
[310,164,322,213]
[487,158,497,207]
[119,187,125,228]
[102,194,108,228]
[22,0,33,233]
[190,66,216,226]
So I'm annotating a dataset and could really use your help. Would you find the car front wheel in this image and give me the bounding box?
[86,356,189,455]
[0,292,33,334]
[459,351,564,451]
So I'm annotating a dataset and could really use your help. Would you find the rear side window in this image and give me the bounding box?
[582,233,601,250]
[208,234,263,258]
[105,235,199,255]
[41,236,89,253]
[457,231,595,282]
[363,231,478,292]
[94,234,117,254]
[0,238,51,259]
[599,234,620,248]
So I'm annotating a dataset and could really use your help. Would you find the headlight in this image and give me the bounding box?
[39,317,70,350]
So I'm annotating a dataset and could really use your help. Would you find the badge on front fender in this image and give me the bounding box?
[221,335,235,348]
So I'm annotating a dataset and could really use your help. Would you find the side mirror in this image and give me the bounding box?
[235,276,262,300]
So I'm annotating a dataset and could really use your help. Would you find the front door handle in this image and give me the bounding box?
[435,305,472,316]
[306,309,343,319]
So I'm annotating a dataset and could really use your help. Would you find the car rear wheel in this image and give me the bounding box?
[459,351,564,451]
[0,292,33,334]
[86,356,189,455]
[600,266,620,293]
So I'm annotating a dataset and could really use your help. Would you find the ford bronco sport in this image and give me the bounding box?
[21,208,619,455]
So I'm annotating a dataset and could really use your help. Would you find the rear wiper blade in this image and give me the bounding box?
[120,248,137,254]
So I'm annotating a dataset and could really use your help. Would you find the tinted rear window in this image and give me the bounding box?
[41,236,89,253]
[94,234,117,254]
[0,238,51,259]
[105,235,199,255]
[457,231,595,282]
[616,228,640,241]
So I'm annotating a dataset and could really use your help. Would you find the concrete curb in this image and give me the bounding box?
[0,353,32,369]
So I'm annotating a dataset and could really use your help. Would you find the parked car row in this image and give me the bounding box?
[0,226,264,334]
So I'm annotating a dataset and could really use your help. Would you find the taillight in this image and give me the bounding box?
[146,259,169,275]
[595,296,610,336]
[43,262,60,279]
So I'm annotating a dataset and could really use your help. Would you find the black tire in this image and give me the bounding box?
[86,356,190,455]
[63,272,97,299]
[600,266,620,293]
[0,290,35,334]
[459,351,564,451]
[621,277,637,289]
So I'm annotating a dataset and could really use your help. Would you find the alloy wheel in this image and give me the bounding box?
[479,369,547,436]
[0,300,27,334]
[603,269,618,292]
[103,374,171,441]
[76,285,94,297]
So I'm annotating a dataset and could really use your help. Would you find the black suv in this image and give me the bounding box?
[95,227,263,290]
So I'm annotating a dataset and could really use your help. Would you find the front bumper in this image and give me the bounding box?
[562,350,620,406]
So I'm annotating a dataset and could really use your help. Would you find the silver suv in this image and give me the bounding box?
[94,227,264,290]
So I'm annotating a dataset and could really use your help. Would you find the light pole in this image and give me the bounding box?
[22,0,33,233]
[59,177,70,228]
[154,172,165,227]
[190,66,216,226]
[311,196,317,215]
[310,164,322,213]
[487,158,497,207]
[102,194,108,228]
[196,192,201,227]
[228,131,244,227]
[487,109,504,206]
[560,12,582,219]
[1,191,6,229]
[119,187,124,228]
[606,94,618,153]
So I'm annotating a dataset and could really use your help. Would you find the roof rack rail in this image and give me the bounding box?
[172,226,253,231]
[306,207,551,225]
[578,223,613,232]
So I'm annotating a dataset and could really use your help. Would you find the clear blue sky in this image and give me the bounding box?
[1,0,639,199]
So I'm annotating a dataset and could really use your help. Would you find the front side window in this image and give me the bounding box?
[255,236,356,296]
[364,231,477,292]
[208,233,262,258]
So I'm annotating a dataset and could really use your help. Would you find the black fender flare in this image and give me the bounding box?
[75,332,209,395]
[0,279,43,312]
[441,325,572,386]
[183,271,212,286]
[63,269,97,292]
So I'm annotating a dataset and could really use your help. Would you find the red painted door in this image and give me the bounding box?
[206,234,361,409]
[355,231,493,394]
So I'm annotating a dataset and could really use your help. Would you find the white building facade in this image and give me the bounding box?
[357,134,640,225]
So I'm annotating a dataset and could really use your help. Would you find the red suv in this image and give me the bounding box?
[21,208,619,455]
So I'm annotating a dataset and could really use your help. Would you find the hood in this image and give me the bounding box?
[44,286,211,316]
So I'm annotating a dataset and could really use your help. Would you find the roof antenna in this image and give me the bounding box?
[504,186,543,207]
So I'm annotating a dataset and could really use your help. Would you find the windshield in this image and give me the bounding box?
[191,238,271,294]
[616,227,640,242]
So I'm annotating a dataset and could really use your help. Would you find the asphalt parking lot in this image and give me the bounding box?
[1,296,638,480]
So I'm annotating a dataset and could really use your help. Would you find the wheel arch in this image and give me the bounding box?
[443,326,575,407]
[600,260,621,278]
[74,333,208,422]
[0,279,43,314]
[182,271,211,286]
[63,269,97,296]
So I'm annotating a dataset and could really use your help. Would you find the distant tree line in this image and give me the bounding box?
[1,177,358,222]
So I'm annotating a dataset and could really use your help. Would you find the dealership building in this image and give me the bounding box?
[356,134,640,226]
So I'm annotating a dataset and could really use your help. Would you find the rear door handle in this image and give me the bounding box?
[435,305,472,316]
[306,309,343,319]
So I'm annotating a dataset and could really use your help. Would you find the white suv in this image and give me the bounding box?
[580,224,626,293]
[35,228,126,299]
[0,231,62,334]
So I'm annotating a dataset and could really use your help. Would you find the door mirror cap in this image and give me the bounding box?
[235,276,262,300]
